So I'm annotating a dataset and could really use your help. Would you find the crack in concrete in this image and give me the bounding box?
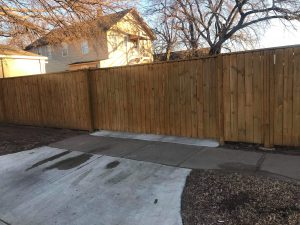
[177,147,206,167]
[255,153,266,172]
[0,218,11,225]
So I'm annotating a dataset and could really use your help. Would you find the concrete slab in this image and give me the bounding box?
[260,153,300,180]
[181,147,263,171]
[50,135,151,157]
[0,147,100,214]
[92,130,219,147]
[88,139,150,157]
[49,135,111,152]
[0,148,190,225]
[126,142,203,166]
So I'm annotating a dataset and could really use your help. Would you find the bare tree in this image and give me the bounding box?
[0,0,133,48]
[155,17,180,60]
[148,0,300,54]
[144,0,179,60]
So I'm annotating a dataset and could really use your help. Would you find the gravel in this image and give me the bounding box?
[0,123,86,155]
[181,170,300,225]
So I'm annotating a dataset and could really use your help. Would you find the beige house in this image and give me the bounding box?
[0,45,47,78]
[26,9,156,73]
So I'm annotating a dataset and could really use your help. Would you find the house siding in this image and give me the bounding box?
[28,11,154,72]
[31,32,108,73]
[0,58,46,78]
[100,13,153,68]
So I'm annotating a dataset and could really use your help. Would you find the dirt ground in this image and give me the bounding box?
[0,123,86,156]
[181,170,300,225]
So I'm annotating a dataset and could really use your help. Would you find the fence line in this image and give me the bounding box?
[1,46,300,147]
[0,70,92,130]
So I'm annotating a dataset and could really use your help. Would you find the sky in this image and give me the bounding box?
[138,1,300,50]
[259,21,300,49]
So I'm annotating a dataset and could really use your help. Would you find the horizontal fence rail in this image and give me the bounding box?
[1,45,300,147]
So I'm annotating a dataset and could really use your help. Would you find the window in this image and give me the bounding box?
[111,36,118,51]
[62,43,68,57]
[123,36,128,48]
[81,41,89,55]
[47,46,52,59]
[132,40,139,50]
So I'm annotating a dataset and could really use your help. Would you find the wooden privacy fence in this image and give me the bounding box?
[1,45,300,147]
[0,70,92,130]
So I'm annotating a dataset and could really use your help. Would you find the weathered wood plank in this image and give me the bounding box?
[282,48,294,145]
[252,52,263,144]
[273,49,284,145]
[293,48,300,145]
[229,54,238,141]
[244,52,254,143]
[237,53,246,141]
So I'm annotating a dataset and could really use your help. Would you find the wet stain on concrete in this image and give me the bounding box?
[72,169,92,186]
[26,151,71,171]
[106,160,120,169]
[219,162,256,172]
[90,145,112,153]
[44,153,92,171]
[105,171,131,184]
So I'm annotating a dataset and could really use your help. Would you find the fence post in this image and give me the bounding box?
[0,79,6,122]
[36,76,46,127]
[217,55,225,145]
[86,69,95,132]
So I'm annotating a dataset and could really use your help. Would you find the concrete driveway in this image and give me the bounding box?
[1,131,299,225]
[0,147,190,225]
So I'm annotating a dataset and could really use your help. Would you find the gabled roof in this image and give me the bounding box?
[25,8,155,50]
[0,45,46,59]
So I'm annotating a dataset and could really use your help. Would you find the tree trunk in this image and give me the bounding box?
[166,47,172,61]
[209,45,222,55]
[189,22,198,51]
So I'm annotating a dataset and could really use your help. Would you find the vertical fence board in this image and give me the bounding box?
[282,48,294,145]
[191,60,198,138]
[203,58,210,137]
[230,54,238,140]
[223,55,231,140]
[196,59,204,137]
[244,52,254,143]
[252,52,264,144]
[273,49,285,145]
[0,79,5,121]
[293,48,300,145]
[263,51,271,147]
[209,57,218,138]
[237,53,246,141]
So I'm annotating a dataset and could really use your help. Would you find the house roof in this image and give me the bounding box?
[0,45,47,59]
[25,8,155,50]
[69,60,99,65]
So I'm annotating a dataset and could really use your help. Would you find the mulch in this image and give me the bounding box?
[0,123,86,156]
[223,142,300,156]
[181,170,300,225]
